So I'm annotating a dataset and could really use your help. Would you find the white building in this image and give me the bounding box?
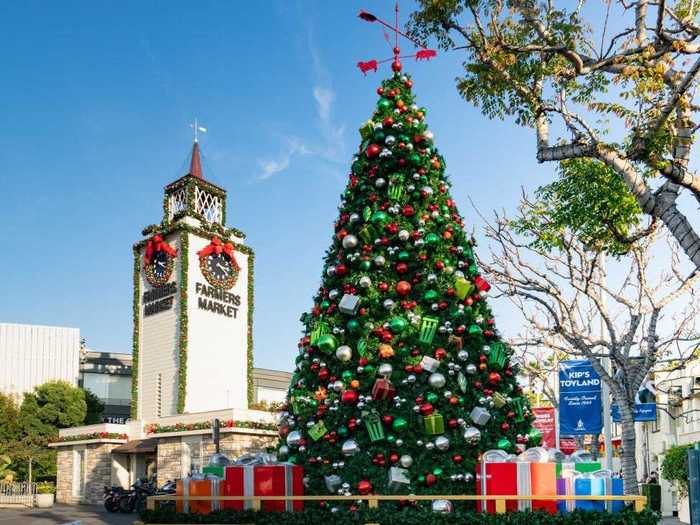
[0,322,81,396]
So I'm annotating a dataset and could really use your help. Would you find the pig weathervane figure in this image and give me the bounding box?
[356,1,437,76]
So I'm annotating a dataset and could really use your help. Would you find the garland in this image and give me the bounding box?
[131,251,141,418]
[177,231,189,413]
[52,432,128,443]
[133,215,255,415]
[145,419,276,435]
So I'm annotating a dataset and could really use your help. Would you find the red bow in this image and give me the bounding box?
[198,237,239,268]
[144,234,177,264]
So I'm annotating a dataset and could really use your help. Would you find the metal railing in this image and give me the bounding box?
[146,493,648,514]
[0,481,37,507]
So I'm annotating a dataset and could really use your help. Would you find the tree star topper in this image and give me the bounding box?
[357,1,437,76]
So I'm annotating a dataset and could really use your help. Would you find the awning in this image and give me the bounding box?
[111,438,157,454]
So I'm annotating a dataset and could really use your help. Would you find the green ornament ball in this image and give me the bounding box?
[423,290,438,302]
[398,250,410,261]
[288,455,298,464]
[417,474,425,484]
[338,426,349,437]
[342,371,354,382]
[425,232,440,245]
[373,129,386,142]
[408,152,421,165]
[426,392,438,404]
[497,438,512,451]
[389,316,408,333]
[347,319,360,333]
[363,364,376,376]
[392,417,408,433]
[377,98,392,111]
[321,300,330,310]
[371,210,389,226]
[317,334,338,354]
[433,467,443,477]
[359,259,371,271]
[387,434,396,444]
[528,427,543,444]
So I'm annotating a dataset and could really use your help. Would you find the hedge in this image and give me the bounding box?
[139,507,660,525]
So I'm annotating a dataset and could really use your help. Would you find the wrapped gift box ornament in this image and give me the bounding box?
[176,473,222,514]
[222,453,304,512]
[371,378,396,400]
[476,450,520,513]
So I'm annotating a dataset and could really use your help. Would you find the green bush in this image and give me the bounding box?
[140,507,660,525]
[661,443,695,497]
[641,484,661,512]
[36,482,55,495]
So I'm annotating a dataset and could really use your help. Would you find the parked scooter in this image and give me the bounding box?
[119,477,176,514]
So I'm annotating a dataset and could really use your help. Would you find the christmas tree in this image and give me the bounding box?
[277,69,536,498]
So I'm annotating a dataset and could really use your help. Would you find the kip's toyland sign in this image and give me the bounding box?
[143,282,176,316]
[559,360,602,436]
[195,282,241,318]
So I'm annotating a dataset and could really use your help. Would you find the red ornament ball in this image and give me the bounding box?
[395,262,408,274]
[341,390,359,405]
[425,474,436,486]
[395,281,411,296]
[419,402,434,416]
[434,347,447,360]
[488,372,502,384]
[452,454,463,464]
[366,144,381,158]
[357,480,373,495]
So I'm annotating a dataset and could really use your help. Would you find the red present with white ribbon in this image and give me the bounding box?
[223,453,304,512]
[476,449,521,513]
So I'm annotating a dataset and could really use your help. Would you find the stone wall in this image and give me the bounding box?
[55,443,120,505]
[156,431,277,485]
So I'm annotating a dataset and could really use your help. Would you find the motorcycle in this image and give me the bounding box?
[103,485,127,513]
[119,477,176,514]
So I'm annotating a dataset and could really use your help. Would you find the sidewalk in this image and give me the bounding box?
[660,518,684,524]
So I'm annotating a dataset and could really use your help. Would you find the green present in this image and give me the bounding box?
[511,398,525,422]
[310,322,329,345]
[488,342,508,369]
[362,409,385,442]
[419,317,439,344]
[492,392,506,408]
[388,174,405,201]
[454,277,473,300]
[556,461,601,478]
[423,412,444,435]
[359,120,374,140]
[357,339,370,358]
[202,465,224,478]
[308,421,327,441]
[359,225,376,244]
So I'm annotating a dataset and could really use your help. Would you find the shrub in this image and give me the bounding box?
[661,443,695,498]
[36,482,55,494]
[139,507,660,525]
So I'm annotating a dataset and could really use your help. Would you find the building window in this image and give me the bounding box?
[81,372,131,406]
[181,436,203,477]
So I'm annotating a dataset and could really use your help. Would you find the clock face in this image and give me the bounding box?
[200,251,240,289]
[144,250,175,287]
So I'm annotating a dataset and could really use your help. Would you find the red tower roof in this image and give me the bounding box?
[189,141,203,178]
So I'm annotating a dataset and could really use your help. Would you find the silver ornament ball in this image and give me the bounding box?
[335,345,352,362]
[342,235,359,249]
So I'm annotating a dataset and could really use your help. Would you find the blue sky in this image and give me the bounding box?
[0,1,560,371]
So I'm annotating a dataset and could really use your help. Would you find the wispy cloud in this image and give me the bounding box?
[255,26,347,181]
[257,137,310,180]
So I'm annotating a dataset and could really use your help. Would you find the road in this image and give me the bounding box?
[0,504,136,525]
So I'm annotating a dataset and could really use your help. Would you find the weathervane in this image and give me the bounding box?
[357,1,437,76]
[190,118,208,143]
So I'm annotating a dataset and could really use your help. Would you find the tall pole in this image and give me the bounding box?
[600,255,614,470]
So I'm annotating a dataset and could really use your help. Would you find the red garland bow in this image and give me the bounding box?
[144,234,178,264]
[197,237,240,269]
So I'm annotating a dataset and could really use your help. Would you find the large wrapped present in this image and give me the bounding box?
[556,449,601,479]
[223,453,304,512]
[576,470,624,512]
[176,473,222,514]
[521,447,557,514]
[476,450,520,513]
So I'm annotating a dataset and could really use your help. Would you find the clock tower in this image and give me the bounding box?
[132,142,253,419]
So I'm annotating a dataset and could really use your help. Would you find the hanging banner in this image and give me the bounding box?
[559,360,602,435]
[532,407,556,448]
[611,376,657,422]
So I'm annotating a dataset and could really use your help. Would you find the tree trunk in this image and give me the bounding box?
[617,403,640,495]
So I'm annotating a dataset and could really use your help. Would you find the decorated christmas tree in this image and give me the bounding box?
[277,45,536,498]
